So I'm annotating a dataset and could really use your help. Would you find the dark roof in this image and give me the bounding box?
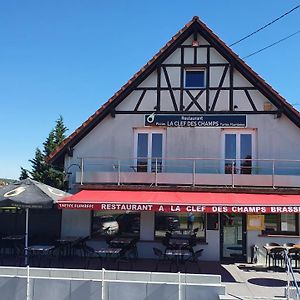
[48,16,300,165]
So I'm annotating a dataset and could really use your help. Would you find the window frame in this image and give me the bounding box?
[154,211,207,242]
[133,129,166,173]
[262,213,299,236]
[91,210,141,239]
[184,68,206,89]
[221,129,256,174]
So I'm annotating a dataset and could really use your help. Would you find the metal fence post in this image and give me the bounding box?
[192,160,196,187]
[102,268,105,300]
[155,158,158,186]
[80,157,84,185]
[117,160,121,186]
[178,271,181,300]
[26,265,30,300]
[272,160,275,189]
[231,161,235,188]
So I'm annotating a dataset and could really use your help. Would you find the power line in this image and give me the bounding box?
[242,30,300,59]
[230,5,300,47]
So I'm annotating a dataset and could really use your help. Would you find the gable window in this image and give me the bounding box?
[185,69,205,88]
[134,130,165,172]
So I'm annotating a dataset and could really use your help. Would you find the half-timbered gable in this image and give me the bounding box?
[116,32,272,115]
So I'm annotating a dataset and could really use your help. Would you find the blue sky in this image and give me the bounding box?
[1,0,300,179]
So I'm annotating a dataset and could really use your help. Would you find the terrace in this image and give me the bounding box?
[68,156,300,189]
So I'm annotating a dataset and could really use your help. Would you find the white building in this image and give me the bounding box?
[49,16,300,263]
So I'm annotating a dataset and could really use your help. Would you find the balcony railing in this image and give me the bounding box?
[70,157,300,188]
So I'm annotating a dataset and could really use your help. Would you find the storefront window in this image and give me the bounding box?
[154,212,206,240]
[263,214,298,235]
[91,211,140,238]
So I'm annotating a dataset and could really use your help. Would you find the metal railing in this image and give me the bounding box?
[69,156,300,188]
[284,250,300,300]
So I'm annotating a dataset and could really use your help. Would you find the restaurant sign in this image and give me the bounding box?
[144,114,246,128]
[58,202,300,214]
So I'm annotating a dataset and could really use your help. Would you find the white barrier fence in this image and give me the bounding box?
[0,266,227,300]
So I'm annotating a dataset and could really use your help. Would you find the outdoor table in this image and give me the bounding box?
[2,235,25,241]
[170,232,192,240]
[109,237,135,248]
[179,228,193,234]
[169,238,189,250]
[165,249,191,270]
[94,247,123,263]
[55,236,83,256]
[27,245,55,266]
[94,247,123,256]
[2,235,25,255]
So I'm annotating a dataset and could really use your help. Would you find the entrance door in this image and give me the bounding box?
[220,213,247,262]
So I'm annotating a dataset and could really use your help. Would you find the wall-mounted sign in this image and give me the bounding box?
[58,202,300,214]
[144,114,246,128]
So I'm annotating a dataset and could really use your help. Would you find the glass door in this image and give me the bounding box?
[135,131,165,172]
[220,213,247,262]
[223,131,255,174]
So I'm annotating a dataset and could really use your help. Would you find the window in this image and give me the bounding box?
[222,130,255,174]
[154,212,206,240]
[91,211,140,238]
[263,214,298,235]
[134,130,165,172]
[185,69,205,88]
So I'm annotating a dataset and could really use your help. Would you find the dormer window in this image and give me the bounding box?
[185,69,205,88]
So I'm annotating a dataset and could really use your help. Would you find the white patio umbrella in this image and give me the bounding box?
[0,178,70,264]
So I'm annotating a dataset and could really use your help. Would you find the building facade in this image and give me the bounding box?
[49,17,300,263]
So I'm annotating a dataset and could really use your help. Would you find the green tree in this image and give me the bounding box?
[54,115,67,146]
[21,116,68,189]
[29,148,45,182]
[19,167,29,180]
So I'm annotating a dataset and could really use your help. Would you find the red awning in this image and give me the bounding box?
[57,190,300,214]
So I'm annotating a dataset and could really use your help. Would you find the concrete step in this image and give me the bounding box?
[218,295,240,300]
[219,295,239,300]
[219,296,287,300]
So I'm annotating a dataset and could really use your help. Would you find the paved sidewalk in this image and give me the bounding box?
[221,263,299,300]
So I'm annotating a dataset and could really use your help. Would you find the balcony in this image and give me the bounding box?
[71,157,300,189]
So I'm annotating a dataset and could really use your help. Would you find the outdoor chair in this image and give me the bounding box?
[180,235,197,254]
[84,246,103,269]
[162,237,175,251]
[71,236,89,257]
[153,247,170,271]
[105,235,115,246]
[165,232,172,239]
[193,228,199,234]
[288,247,300,268]
[268,247,285,268]
[127,239,138,259]
[265,242,280,266]
[185,249,204,273]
